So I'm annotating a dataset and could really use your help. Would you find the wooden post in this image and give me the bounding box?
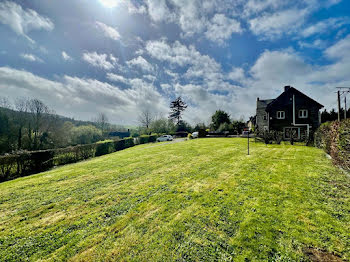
[247,131,250,155]
[338,90,341,121]
[344,95,347,120]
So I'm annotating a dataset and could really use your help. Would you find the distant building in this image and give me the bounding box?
[256,86,323,140]
[109,129,130,139]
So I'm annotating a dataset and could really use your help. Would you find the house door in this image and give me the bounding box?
[284,127,300,140]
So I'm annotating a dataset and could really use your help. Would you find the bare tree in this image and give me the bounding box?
[14,98,29,150]
[95,112,109,133]
[138,109,154,129]
[28,98,50,150]
[0,96,12,109]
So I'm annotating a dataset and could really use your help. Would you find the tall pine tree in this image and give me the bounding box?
[169,97,187,126]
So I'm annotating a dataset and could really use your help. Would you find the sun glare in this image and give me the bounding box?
[99,0,119,8]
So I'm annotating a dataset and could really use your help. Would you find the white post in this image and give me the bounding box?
[293,95,295,125]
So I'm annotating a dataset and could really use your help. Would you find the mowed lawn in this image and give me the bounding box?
[0,139,349,261]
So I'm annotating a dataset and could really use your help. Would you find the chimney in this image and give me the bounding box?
[257,97,260,101]
[284,85,291,92]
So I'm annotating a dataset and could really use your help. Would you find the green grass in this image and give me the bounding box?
[0,138,349,261]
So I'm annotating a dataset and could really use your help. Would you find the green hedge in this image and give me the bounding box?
[314,120,350,170]
[96,141,115,156]
[139,135,149,144]
[0,137,142,182]
[124,137,134,148]
[148,135,157,143]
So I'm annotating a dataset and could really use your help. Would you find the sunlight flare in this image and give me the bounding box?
[99,0,119,8]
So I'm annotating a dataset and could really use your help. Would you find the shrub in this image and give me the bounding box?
[114,139,125,151]
[0,131,149,182]
[149,135,157,143]
[187,133,193,139]
[314,122,332,153]
[124,137,135,148]
[315,120,350,170]
[263,131,273,144]
[95,141,115,156]
[139,135,149,144]
[198,129,207,138]
[273,131,283,144]
[0,154,18,181]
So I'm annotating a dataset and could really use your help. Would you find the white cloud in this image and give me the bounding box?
[0,1,54,43]
[143,74,156,82]
[205,14,242,43]
[0,67,168,124]
[243,0,290,16]
[127,56,154,72]
[95,21,121,41]
[20,53,43,63]
[109,54,118,64]
[249,8,309,40]
[145,0,175,23]
[144,0,241,42]
[227,67,245,82]
[62,51,72,61]
[82,52,115,70]
[324,34,350,60]
[298,39,327,49]
[106,73,129,84]
[301,17,349,38]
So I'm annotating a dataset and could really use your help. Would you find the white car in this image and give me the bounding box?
[156,135,173,142]
[192,132,199,138]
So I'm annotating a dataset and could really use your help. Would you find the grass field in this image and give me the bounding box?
[0,138,349,261]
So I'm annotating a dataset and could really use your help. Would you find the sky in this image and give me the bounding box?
[1,0,350,125]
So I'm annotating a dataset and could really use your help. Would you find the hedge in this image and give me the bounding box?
[0,137,140,182]
[135,134,158,145]
[314,119,350,170]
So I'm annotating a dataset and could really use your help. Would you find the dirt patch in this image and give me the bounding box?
[304,247,343,262]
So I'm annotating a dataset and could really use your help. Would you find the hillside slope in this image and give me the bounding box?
[0,138,349,261]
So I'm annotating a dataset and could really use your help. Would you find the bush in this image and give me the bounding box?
[198,129,207,138]
[263,131,273,144]
[95,141,115,156]
[272,131,283,144]
[0,131,162,182]
[314,122,332,153]
[113,139,124,152]
[187,133,193,139]
[139,135,149,144]
[315,120,350,170]
[149,135,157,143]
[124,137,135,148]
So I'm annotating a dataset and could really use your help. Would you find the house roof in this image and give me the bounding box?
[257,99,274,110]
[265,87,324,111]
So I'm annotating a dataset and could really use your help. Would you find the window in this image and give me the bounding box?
[299,109,308,118]
[263,113,267,120]
[276,111,285,119]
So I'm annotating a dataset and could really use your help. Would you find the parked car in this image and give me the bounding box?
[156,135,173,142]
[241,130,254,138]
[192,132,199,138]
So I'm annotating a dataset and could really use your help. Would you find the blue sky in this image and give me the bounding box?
[1,0,350,125]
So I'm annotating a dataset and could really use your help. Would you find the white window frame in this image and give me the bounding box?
[276,111,285,119]
[299,109,308,118]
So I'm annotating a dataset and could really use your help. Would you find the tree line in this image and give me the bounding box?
[136,97,246,136]
[0,95,246,154]
[0,97,116,154]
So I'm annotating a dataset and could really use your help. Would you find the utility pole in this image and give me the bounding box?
[336,87,350,121]
[337,90,341,121]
